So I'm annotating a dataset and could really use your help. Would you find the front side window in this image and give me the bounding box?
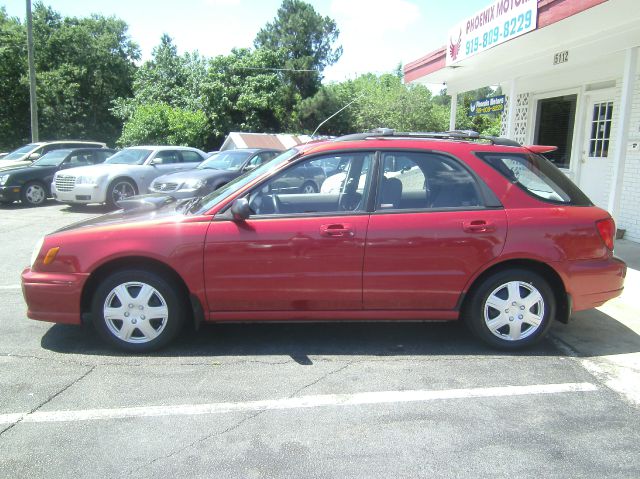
[247,153,373,216]
[477,152,591,205]
[376,152,481,211]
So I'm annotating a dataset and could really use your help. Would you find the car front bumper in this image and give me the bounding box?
[0,185,21,202]
[21,267,89,325]
[52,182,107,204]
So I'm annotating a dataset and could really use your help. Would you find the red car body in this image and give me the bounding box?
[22,136,627,349]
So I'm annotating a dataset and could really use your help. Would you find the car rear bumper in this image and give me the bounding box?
[21,268,89,325]
[565,256,627,311]
[52,183,106,204]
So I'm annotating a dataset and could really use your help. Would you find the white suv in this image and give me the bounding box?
[52,146,206,208]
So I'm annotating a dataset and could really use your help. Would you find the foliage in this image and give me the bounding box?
[0,3,139,150]
[0,8,29,149]
[118,103,208,148]
[254,0,342,99]
[202,48,292,145]
[435,87,503,136]
[298,73,450,136]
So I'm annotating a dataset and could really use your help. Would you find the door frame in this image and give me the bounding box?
[527,87,582,181]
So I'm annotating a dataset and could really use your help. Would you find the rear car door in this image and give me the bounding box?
[363,151,508,311]
[203,152,374,312]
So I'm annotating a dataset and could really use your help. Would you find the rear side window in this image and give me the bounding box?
[181,151,203,163]
[377,152,482,211]
[477,152,592,206]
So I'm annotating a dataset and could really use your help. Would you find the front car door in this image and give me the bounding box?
[203,152,374,313]
[363,151,507,311]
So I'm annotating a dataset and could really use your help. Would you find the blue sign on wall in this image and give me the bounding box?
[469,95,505,116]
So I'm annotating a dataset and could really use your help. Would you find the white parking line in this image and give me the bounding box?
[0,382,597,425]
[0,285,21,290]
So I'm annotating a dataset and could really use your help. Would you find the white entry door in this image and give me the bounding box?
[579,97,615,209]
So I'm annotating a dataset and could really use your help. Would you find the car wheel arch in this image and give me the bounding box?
[108,176,139,194]
[459,258,570,324]
[80,256,202,328]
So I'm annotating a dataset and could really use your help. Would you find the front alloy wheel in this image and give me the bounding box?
[92,269,186,351]
[22,182,47,206]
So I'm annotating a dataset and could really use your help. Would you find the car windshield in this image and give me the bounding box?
[31,150,70,167]
[1,144,39,161]
[197,151,252,171]
[191,148,299,214]
[104,149,152,165]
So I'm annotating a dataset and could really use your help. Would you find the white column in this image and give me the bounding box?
[449,92,457,131]
[506,78,517,140]
[607,46,638,219]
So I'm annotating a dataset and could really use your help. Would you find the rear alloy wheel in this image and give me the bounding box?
[92,269,186,352]
[21,181,47,206]
[465,269,555,349]
[107,179,136,208]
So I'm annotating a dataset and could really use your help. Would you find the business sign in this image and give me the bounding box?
[446,0,538,66]
[469,95,505,116]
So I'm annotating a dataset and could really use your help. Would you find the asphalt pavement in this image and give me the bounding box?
[1,201,639,478]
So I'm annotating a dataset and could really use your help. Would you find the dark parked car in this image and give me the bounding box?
[0,148,115,206]
[0,141,106,170]
[149,148,282,199]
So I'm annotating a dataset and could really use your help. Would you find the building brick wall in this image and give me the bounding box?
[617,76,640,242]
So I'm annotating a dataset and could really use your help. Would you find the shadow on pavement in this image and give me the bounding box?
[42,320,566,361]
[551,308,640,358]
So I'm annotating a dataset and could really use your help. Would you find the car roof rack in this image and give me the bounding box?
[333,128,521,147]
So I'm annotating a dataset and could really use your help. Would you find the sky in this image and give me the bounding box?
[4,0,490,86]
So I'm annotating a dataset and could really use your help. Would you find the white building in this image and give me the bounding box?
[404,0,640,242]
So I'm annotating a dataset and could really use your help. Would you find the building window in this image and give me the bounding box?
[589,102,613,157]
[534,95,577,169]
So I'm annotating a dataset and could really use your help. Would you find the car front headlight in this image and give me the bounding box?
[75,175,102,185]
[177,179,205,191]
[30,236,45,268]
[0,174,9,186]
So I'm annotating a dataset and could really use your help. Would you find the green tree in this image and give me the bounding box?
[31,3,140,145]
[254,0,342,99]
[0,8,29,149]
[202,48,291,145]
[298,73,448,136]
[118,103,208,148]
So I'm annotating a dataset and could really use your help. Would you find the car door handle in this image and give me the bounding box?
[320,224,354,237]
[462,220,495,233]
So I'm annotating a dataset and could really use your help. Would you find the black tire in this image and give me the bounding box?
[463,268,555,350]
[21,181,47,206]
[91,269,187,352]
[301,181,318,194]
[106,178,137,208]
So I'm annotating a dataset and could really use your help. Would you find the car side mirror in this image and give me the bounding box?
[28,152,41,161]
[242,164,258,173]
[230,198,251,221]
[149,159,160,166]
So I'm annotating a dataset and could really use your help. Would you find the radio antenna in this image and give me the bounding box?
[306,92,366,144]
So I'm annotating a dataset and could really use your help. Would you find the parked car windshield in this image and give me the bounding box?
[191,148,299,214]
[104,149,152,165]
[197,151,253,171]
[31,150,70,167]
[1,144,38,161]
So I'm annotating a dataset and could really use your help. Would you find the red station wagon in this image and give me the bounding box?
[22,130,627,352]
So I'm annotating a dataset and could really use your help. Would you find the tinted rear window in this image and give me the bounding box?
[476,152,592,206]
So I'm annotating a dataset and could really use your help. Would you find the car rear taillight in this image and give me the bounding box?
[596,218,615,251]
